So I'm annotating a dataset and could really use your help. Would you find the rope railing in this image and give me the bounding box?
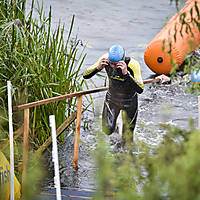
[13,87,108,192]
[13,87,108,111]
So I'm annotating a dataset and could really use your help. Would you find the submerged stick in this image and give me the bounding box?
[37,104,90,154]
[143,78,160,84]
[36,111,77,154]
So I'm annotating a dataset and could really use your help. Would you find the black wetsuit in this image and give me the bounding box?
[83,54,144,141]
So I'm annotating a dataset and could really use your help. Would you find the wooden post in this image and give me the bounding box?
[73,96,83,170]
[22,108,29,194]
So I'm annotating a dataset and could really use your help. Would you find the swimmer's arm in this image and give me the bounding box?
[83,54,108,79]
[83,64,99,79]
[125,59,144,94]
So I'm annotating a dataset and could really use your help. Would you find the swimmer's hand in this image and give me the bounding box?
[96,58,109,70]
[116,61,127,75]
[156,74,171,83]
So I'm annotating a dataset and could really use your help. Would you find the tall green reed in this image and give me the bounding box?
[0,0,90,147]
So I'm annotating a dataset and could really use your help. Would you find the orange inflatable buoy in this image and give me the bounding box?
[144,0,200,75]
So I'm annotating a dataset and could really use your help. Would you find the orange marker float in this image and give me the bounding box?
[144,0,200,75]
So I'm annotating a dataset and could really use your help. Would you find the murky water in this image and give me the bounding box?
[27,0,199,191]
[27,0,183,79]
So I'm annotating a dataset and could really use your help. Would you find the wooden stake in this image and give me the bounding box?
[73,96,83,170]
[22,108,29,194]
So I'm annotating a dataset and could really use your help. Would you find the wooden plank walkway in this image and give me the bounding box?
[34,187,95,200]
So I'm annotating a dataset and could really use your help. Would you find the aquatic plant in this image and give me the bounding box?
[170,0,185,11]
[0,0,89,147]
[94,120,200,200]
[162,0,200,94]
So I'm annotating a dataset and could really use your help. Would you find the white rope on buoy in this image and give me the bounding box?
[49,115,61,200]
[7,81,14,200]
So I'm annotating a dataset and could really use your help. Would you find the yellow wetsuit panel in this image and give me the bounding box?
[83,53,108,78]
[83,54,144,94]
[128,58,144,90]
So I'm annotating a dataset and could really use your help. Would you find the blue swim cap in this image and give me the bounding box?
[108,44,125,62]
[191,70,200,83]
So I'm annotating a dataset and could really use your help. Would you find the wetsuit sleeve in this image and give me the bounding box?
[125,58,144,94]
[83,54,108,79]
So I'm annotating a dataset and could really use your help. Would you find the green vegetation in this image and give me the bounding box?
[182,52,200,94]
[93,121,200,200]
[0,0,89,148]
[169,0,200,94]
[1,0,200,199]
[0,0,91,198]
